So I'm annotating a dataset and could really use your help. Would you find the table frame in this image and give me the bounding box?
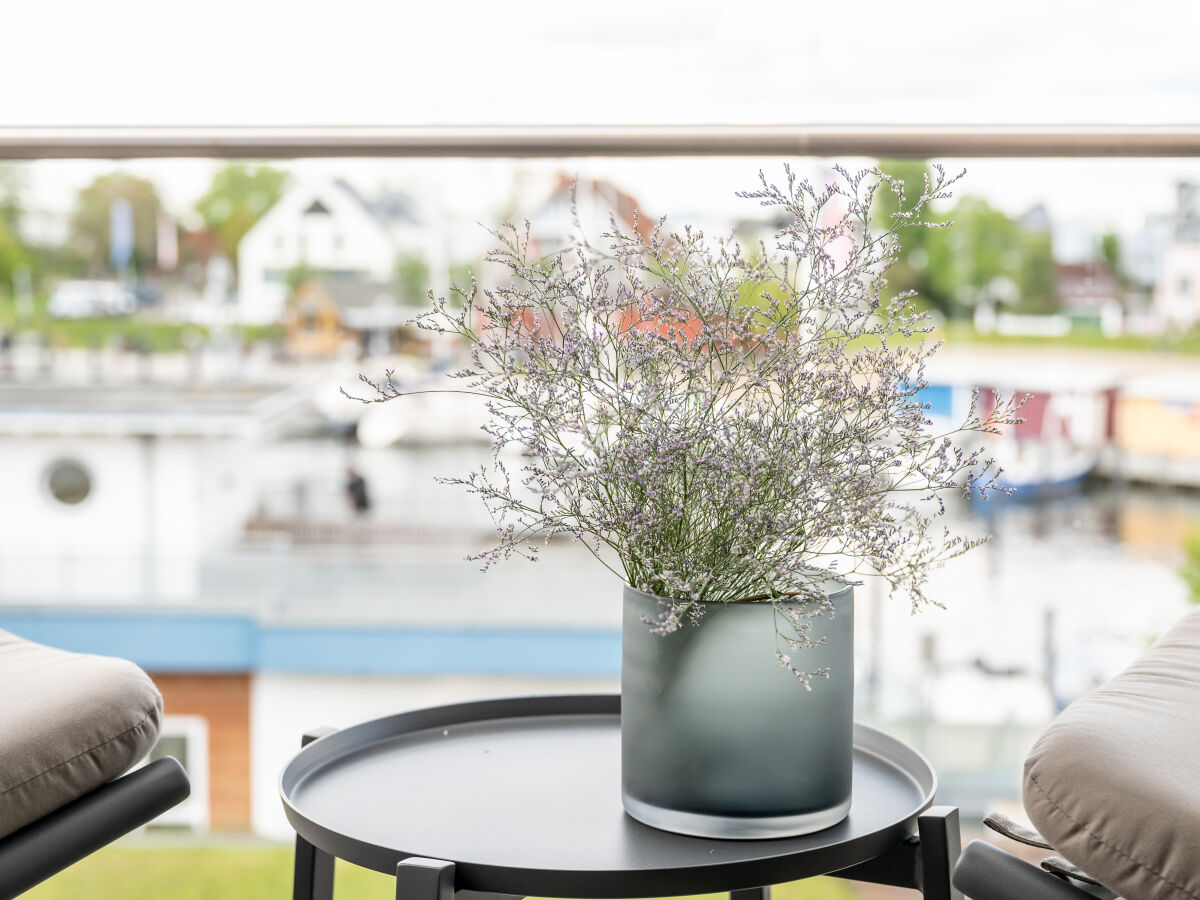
[289,725,962,900]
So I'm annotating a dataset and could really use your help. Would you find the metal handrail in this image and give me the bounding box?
[1,124,1199,159]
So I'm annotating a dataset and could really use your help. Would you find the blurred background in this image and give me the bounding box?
[3,1,1199,896]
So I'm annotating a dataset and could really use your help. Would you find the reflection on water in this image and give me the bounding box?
[247,440,1198,705]
[871,480,1197,812]
[252,440,496,528]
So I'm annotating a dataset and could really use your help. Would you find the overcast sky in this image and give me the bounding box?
[4,0,1199,230]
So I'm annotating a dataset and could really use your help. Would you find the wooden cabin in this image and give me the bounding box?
[284,277,412,358]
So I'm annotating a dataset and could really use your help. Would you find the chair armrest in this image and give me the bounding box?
[0,757,190,900]
[953,841,1100,900]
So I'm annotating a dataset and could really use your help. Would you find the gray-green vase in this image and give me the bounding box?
[621,580,854,839]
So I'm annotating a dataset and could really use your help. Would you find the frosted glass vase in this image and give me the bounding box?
[620,581,854,839]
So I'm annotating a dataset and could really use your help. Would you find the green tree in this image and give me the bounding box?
[1181,533,1200,605]
[195,165,287,268]
[0,165,23,231]
[1016,231,1057,314]
[394,254,431,305]
[933,197,1025,307]
[875,161,1059,317]
[284,262,316,293]
[0,166,33,298]
[445,262,478,308]
[448,262,474,288]
[0,219,28,299]
[70,173,163,276]
[873,161,952,314]
[1098,232,1126,287]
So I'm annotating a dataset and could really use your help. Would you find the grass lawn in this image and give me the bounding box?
[1,287,1196,360]
[23,840,864,900]
[0,295,283,352]
[938,319,1200,355]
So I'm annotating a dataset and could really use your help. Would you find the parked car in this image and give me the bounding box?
[47,281,137,318]
[131,282,163,308]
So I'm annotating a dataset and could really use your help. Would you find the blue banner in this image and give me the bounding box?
[109,199,134,271]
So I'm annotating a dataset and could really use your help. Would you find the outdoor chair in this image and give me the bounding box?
[954,605,1200,900]
[0,629,190,899]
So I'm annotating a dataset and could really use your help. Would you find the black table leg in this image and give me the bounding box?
[397,856,455,900]
[731,887,771,900]
[293,834,335,900]
[918,807,963,900]
[828,805,962,898]
[292,727,339,900]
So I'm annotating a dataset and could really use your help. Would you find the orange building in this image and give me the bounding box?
[284,277,415,358]
[148,674,252,831]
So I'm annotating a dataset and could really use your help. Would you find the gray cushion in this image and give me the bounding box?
[1023,607,1200,900]
[0,629,162,839]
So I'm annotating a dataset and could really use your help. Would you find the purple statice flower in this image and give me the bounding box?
[349,166,1024,686]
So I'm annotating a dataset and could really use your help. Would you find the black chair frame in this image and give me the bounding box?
[954,840,1113,900]
[0,757,190,899]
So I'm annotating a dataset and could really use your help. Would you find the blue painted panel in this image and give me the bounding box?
[0,612,255,672]
[259,626,621,677]
[916,384,954,419]
[0,610,621,677]
[912,384,950,420]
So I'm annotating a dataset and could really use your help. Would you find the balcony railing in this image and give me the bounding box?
[1,124,1199,159]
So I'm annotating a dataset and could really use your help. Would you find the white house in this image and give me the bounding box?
[237,179,443,325]
[522,173,654,256]
[1154,243,1200,329]
[1143,181,1200,329]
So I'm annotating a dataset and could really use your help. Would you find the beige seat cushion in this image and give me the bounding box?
[0,629,163,839]
[1024,607,1200,900]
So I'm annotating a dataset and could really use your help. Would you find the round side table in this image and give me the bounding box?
[280,695,961,900]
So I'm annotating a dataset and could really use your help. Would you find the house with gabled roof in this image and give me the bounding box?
[237,178,433,325]
[523,173,654,256]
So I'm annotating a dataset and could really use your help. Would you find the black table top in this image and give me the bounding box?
[280,695,936,898]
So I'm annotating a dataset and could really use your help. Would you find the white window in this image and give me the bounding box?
[141,715,210,831]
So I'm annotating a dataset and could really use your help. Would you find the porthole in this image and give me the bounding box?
[45,459,92,506]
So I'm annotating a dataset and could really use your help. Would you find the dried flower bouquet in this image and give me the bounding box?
[354,165,1021,682]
